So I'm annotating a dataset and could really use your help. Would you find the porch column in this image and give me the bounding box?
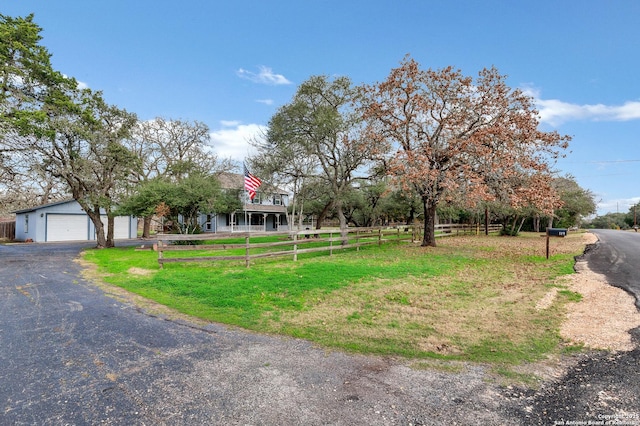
[263,213,268,232]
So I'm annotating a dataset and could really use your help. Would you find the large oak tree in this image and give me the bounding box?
[361,56,570,246]
[44,88,138,247]
[253,75,386,234]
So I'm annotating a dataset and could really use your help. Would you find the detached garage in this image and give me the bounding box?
[13,200,137,243]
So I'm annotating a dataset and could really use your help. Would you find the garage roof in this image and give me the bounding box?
[12,199,76,214]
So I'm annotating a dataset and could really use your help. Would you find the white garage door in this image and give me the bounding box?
[99,216,132,239]
[46,214,89,242]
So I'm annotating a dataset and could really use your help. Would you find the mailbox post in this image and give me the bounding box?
[546,228,567,259]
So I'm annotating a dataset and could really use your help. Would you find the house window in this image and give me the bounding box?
[273,195,281,205]
[25,214,29,233]
[250,214,264,226]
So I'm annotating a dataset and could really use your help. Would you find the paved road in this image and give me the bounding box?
[0,242,514,425]
[586,229,640,308]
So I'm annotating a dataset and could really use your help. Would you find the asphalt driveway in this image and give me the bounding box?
[0,241,514,425]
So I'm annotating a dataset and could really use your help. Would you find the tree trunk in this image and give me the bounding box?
[142,216,152,238]
[315,201,332,230]
[422,199,437,247]
[87,210,107,248]
[510,215,519,235]
[106,215,115,248]
[484,206,489,236]
[336,200,349,245]
[406,206,415,226]
[298,202,304,231]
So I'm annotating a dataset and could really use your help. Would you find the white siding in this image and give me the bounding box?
[99,216,132,239]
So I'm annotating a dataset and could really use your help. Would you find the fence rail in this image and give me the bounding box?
[434,223,502,236]
[156,223,502,268]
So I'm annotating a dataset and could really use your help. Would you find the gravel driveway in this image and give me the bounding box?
[1,239,639,425]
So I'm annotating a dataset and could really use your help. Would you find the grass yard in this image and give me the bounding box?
[83,232,588,366]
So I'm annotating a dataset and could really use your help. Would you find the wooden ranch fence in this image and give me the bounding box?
[435,223,502,236]
[155,224,502,268]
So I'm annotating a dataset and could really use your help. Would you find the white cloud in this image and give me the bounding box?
[523,87,640,126]
[220,120,241,127]
[236,66,292,85]
[256,99,274,105]
[62,74,89,90]
[209,122,267,161]
[597,196,640,215]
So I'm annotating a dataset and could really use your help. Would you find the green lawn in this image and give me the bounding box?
[83,233,587,369]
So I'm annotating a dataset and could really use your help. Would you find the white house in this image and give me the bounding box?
[200,173,289,233]
[13,200,137,242]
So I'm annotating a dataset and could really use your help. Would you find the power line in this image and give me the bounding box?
[560,159,640,164]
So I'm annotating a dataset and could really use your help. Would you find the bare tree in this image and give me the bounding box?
[124,117,233,237]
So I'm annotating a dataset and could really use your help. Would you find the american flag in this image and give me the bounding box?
[244,163,262,200]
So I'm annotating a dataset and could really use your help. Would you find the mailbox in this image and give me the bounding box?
[547,228,567,237]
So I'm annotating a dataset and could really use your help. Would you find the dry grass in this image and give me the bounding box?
[269,233,589,360]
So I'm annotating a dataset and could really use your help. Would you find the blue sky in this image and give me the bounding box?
[4,1,639,216]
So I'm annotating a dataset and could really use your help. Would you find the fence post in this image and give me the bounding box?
[330,231,333,256]
[245,235,250,268]
[356,229,360,251]
[378,227,382,246]
[293,233,298,261]
[157,239,164,269]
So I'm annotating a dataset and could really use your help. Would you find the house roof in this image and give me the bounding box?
[217,172,245,189]
[12,199,76,214]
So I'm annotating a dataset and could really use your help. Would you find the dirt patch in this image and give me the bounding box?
[128,267,155,276]
[535,287,559,311]
[559,234,640,351]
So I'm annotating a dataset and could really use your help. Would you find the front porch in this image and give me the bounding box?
[203,211,289,233]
